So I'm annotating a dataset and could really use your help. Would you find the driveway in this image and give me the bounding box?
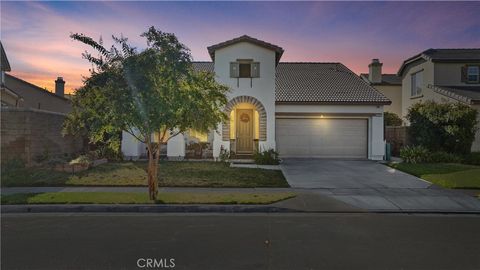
[281,159,480,212]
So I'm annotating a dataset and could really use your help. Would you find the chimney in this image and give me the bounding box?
[368,59,383,83]
[55,77,65,97]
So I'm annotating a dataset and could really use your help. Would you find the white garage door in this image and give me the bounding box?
[276,118,368,158]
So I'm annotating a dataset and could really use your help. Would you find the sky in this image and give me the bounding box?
[1,1,480,94]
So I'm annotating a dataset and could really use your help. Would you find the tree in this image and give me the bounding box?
[66,27,229,200]
[384,112,403,126]
[406,101,478,155]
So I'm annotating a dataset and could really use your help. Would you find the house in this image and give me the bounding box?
[361,59,402,116]
[121,35,390,160]
[1,41,23,107]
[397,48,480,151]
[0,42,71,113]
[1,41,83,164]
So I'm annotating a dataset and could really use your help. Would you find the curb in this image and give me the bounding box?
[2,205,480,214]
[1,204,300,214]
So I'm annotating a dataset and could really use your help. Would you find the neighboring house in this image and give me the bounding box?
[1,41,83,164]
[0,41,71,113]
[122,35,390,160]
[397,48,480,151]
[361,59,402,116]
[1,41,23,107]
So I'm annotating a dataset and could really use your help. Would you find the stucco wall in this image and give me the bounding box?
[434,62,480,86]
[372,85,402,116]
[212,42,277,157]
[401,61,435,118]
[1,107,84,164]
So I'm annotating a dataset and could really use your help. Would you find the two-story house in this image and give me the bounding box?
[0,41,72,113]
[361,59,402,116]
[397,48,480,151]
[122,35,390,160]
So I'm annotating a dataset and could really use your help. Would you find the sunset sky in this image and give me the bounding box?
[1,1,480,94]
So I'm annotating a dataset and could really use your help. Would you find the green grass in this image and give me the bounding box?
[389,163,480,189]
[1,161,288,188]
[0,192,296,205]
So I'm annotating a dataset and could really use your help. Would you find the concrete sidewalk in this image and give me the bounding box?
[1,186,293,195]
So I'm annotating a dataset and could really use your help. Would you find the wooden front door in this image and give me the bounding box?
[236,109,254,154]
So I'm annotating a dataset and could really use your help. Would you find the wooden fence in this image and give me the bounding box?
[385,126,410,156]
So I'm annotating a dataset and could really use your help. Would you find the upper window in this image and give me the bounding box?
[411,71,423,96]
[239,63,251,78]
[467,66,479,83]
[230,61,260,78]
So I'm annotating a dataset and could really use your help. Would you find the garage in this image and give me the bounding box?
[276,118,368,158]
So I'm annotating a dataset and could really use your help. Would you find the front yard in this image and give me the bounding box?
[389,163,480,189]
[1,161,289,188]
[1,192,295,205]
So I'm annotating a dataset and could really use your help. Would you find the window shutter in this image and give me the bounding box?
[251,62,260,78]
[230,62,239,78]
[461,65,467,83]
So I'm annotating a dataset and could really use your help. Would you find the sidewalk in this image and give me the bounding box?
[2,186,480,214]
[1,186,292,195]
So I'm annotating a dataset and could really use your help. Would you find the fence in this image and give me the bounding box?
[1,107,85,165]
[385,126,410,156]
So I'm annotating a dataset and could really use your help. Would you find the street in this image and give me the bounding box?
[2,213,480,270]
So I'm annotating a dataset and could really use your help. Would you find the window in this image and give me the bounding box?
[467,66,479,83]
[239,63,251,78]
[411,71,423,96]
[230,61,260,78]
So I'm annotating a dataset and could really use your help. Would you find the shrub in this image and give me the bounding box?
[253,149,280,165]
[384,112,403,126]
[1,159,25,173]
[406,101,478,155]
[464,152,480,165]
[69,155,92,166]
[219,147,232,163]
[429,151,463,163]
[400,145,430,164]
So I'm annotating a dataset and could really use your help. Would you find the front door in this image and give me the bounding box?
[236,109,254,154]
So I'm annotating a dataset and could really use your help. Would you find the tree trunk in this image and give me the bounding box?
[146,138,159,201]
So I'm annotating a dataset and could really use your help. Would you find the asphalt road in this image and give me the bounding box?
[2,213,480,270]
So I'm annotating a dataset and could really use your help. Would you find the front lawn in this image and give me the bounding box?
[1,161,288,188]
[389,163,480,189]
[0,192,295,205]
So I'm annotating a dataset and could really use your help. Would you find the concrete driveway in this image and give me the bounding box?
[281,159,480,212]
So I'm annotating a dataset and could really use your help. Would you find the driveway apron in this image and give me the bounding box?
[280,159,480,212]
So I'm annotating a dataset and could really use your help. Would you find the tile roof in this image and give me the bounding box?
[398,48,480,76]
[360,73,402,85]
[422,49,480,61]
[192,61,214,73]
[207,35,284,65]
[4,73,70,101]
[429,84,480,104]
[193,62,391,105]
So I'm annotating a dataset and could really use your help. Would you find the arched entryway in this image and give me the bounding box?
[222,96,267,154]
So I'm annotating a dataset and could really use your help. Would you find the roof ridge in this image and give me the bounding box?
[429,48,480,50]
[5,73,69,101]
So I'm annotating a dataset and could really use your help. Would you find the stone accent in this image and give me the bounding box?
[1,107,84,164]
[222,95,267,141]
